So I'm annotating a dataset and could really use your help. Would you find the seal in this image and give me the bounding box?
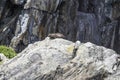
[48,33,65,39]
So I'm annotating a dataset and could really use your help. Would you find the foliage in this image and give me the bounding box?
[0,45,17,59]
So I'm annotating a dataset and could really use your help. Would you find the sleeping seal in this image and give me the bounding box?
[48,33,65,39]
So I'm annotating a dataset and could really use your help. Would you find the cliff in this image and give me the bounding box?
[0,0,119,53]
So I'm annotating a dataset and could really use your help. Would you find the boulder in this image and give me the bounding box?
[0,38,120,80]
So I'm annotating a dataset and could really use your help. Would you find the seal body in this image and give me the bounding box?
[48,33,65,39]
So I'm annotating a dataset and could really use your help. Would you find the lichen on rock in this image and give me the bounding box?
[0,38,119,80]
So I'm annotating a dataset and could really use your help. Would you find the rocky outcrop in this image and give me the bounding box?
[0,0,78,52]
[77,0,120,53]
[0,0,119,53]
[0,38,120,80]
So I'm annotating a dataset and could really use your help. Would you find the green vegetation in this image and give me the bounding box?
[0,45,17,59]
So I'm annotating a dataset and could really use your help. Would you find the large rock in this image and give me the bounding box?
[0,38,120,80]
[77,0,120,53]
[0,0,78,52]
[0,0,119,53]
[76,12,119,51]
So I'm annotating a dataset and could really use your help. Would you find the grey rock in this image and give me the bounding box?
[24,0,62,12]
[0,38,120,80]
[0,0,119,54]
[10,0,25,5]
[0,53,8,62]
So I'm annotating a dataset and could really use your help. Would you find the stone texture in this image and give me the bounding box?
[0,38,120,80]
[77,0,120,53]
[0,0,119,53]
[0,53,8,62]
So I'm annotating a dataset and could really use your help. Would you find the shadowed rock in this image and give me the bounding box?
[0,0,119,53]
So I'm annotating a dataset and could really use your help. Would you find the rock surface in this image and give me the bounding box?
[0,53,8,62]
[0,0,119,53]
[77,0,120,53]
[0,38,120,80]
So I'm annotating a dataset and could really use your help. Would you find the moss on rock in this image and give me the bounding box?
[0,45,17,59]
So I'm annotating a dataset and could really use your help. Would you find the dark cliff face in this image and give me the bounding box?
[77,0,120,53]
[0,0,120,53]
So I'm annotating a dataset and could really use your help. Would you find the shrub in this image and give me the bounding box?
[0,45,17,59]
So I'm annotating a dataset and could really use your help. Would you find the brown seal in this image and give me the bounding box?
[48,33,65,39]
